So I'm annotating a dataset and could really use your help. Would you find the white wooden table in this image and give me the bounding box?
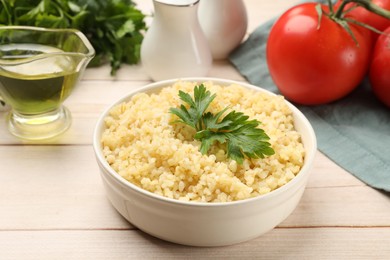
[1,0,389,259]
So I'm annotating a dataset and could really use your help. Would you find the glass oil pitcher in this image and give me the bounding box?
[0,26,95,140]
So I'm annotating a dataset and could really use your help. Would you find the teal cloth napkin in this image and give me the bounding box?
[229,3,390,192]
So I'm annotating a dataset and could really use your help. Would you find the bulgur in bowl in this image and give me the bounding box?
[93,78,317,246]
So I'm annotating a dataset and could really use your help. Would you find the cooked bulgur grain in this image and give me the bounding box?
[101,81,305,202]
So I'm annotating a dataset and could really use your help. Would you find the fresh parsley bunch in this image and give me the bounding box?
[170,85,275,164]
[0,0,147,75]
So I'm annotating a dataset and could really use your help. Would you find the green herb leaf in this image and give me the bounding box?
[169,84,216,131]
[170,85,275,164]
[0,0,147,75]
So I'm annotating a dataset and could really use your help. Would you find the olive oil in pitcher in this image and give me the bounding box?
[0,43,80,115]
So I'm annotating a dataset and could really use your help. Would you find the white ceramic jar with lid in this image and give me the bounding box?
[141,0,212,81]
[198,0,248,60]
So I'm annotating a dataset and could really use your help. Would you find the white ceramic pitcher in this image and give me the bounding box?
[141,0,212,81]
[198,0,248,60]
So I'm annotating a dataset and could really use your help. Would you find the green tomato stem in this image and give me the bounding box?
[335,0,390,20]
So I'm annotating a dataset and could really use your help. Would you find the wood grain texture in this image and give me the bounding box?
[0,228,389,260]
[0,0,389,258]
[1,146,389,230]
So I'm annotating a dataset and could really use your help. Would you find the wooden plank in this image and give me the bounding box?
[306,152,367,188]
[82,59,246,82]
[1,146,389,230]
[82,64,149,81]
[0,228,389,259]
[0,115,99,145]
[83,61,246,82]
[281,186,390,227]
[2,1,387,259]
[0,145,133,230]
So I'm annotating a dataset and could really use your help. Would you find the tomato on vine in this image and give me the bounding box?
[369,26,390,107]
[338,0,390,42]
[266,0,390,105]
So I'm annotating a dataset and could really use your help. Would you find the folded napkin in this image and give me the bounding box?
[229,1,390,192]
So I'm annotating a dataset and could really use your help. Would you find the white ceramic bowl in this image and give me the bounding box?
[93,78,317,247]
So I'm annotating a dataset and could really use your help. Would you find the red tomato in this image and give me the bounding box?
[267,3,371,105]
[337,0,390,42]
[369,26,390,107]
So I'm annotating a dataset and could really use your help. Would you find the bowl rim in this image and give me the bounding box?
[93,77,317,208]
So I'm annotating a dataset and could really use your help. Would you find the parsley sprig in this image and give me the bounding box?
[0,0,146,75]
[169,84,275,164]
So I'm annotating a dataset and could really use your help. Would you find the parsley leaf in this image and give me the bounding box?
[170,85,216,131]
[0,0,147,75]
[169,84,275,164]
